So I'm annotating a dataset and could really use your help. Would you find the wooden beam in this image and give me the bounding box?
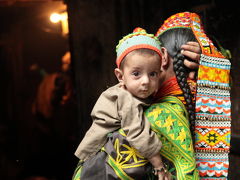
[230,134,240,155]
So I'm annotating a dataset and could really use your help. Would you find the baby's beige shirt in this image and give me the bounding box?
[74,83,162,161]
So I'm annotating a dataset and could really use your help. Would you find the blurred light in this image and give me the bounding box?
[60,12,69,35]
[50,11,69,36]
[50,13,61,23]
[61,12,68,21]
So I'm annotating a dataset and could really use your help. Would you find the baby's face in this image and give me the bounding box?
[121,52,161,99]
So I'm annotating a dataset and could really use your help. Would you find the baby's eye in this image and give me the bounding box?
[132,71,140,76]
[149,71,158,77]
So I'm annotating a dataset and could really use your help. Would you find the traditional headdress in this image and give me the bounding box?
[156,12,231,180]
[116,27,162,68]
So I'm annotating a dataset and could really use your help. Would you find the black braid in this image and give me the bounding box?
[158,28,197,137]
[173,53,195,136]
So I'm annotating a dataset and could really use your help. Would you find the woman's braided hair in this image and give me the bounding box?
[158,28,197,135]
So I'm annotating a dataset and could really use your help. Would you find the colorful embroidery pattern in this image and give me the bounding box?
[195,89,231,121]
[104,130,150,180]
[191,13,232,180]
[195,56,231,179]
[145,96,199,180]
[196,152,229,179]
[195,120,231,151]
[171,12,234,180]
[72,130,151,180]
[197,54,231,88]
[108,135,148,170]
[190,18,224,58]
[155,12,192,37]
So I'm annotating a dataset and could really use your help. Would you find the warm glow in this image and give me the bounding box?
[50,13,62,23]
[50,11,69,35]
[60,12,69,35]
[61,12,68,21]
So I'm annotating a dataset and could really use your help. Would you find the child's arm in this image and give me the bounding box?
[118,89,162,159]
[74,87,121,161]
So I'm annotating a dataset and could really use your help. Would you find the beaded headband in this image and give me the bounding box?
[157,12,231,179]
[116,27,162,68]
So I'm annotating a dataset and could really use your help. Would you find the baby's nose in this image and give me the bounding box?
[141,75,150,84]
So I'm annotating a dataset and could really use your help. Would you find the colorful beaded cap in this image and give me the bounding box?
[157,12,232,180]
[116,27,162,68]
[156,12,225,59]
[156,12,192,37]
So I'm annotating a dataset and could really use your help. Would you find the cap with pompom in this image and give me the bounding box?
[116,27,162,68]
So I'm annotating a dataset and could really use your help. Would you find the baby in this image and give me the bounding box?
[75,28,166,179]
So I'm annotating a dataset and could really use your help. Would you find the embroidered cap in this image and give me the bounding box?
[156,12,192,37]
[116,27,162,68]
[156,12,225,58]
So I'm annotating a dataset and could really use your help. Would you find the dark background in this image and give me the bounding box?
[0,0,239,180]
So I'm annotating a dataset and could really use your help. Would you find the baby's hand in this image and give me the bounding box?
[153,167,172,180]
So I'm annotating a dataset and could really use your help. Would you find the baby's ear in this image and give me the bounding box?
[161,47,170,68]
[114,68,124,84]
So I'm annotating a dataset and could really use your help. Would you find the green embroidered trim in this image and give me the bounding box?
[108,155,134,180]
[103,135,149,179]
[145,96,199,180]
[72,160,83,180]
[118,128,127,137]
